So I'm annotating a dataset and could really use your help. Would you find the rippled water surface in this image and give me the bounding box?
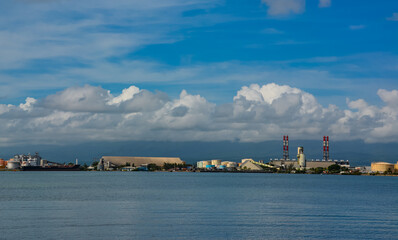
[0,172,397,239]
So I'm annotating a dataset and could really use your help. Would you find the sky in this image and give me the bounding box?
[0,0,398,153]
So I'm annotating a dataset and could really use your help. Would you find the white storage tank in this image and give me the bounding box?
[211,159,221,165]
[197,161,203,168]
[7,160,20,170]
[227,162,237,168]
[202,161,211,166]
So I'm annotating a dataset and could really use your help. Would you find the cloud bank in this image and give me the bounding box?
[1,83,397,146]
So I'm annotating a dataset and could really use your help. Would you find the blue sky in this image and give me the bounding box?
[0,0,397,106]
[0,0,398,147]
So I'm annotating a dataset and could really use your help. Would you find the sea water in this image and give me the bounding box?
[0,172,397,240]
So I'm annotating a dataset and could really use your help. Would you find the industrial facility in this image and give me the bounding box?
[196,135,351,172]
[1,153,80,171]
[2,135,395,175]
[196,158,271,171]
[97,156,184,171]
[269,136,350,170]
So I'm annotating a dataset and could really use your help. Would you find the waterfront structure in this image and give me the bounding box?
[98,156,184,170]
[371,162,398,173]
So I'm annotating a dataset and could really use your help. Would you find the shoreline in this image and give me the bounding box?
[1,168,397,176]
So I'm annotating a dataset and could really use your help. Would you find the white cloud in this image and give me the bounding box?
[378,89,398,107]
[349,25,366,30]
[109,86,141,105]
[318,0,331,8]
[43,85,113,113]
[19,97,37,112]
[387,13,398,21]
[1,83,398,145]
[0,0,224,71]
[261,0,305,16]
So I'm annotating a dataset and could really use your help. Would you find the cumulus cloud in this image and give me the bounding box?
[318,0,331,8]
[262,0,305,16]
[43,85,113,113]
[42,85,168,113]
[1,83,398,145]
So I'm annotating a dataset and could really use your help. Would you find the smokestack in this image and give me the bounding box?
[327,136,329,160]
[323,136,330,160]
[286,135,289,160]
[283,135,289,160]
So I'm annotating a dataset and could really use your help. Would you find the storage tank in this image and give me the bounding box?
[202,161,211,166]
[197,161,203,168]
[7,160,20,170]
[211,159,221,166]
[227,162,237,168]
[371,162,395,173]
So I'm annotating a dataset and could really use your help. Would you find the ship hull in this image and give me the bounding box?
[21,165,81,171]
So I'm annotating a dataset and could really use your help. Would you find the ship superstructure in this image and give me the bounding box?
[17,152,42,167]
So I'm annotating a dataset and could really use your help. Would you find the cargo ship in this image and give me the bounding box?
[8,152,81,171]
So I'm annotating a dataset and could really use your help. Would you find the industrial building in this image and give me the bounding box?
[98,156,184,170]
[269,159,350,169]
